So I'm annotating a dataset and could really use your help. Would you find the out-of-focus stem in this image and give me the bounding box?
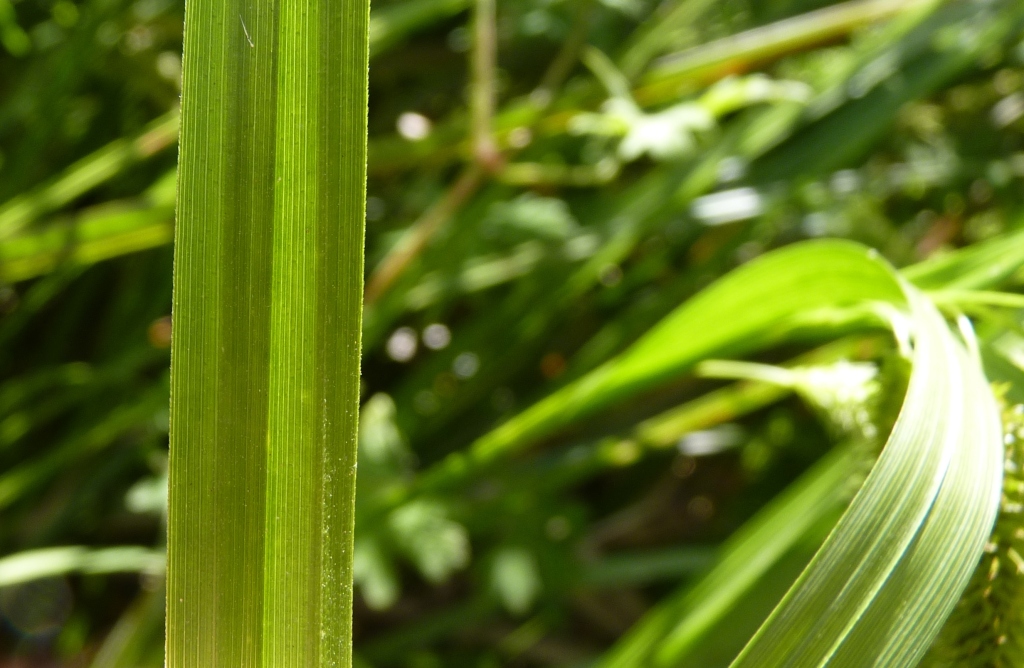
[471,0,501,170]
[364,165,483,305]
[618,0,716,80]
[637,0,936,103]
[365,0,596,307]
[497,159,619,188]
[531,0,596,108]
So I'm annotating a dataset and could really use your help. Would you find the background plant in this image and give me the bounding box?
[0,0,1022,665]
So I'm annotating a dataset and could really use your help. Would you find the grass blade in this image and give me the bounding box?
[0,111,179,241]
[407,240,1000,665]
[728,290,1001,667]
[166,0,369,664]
[0,202,173,283]
[0,546,165,586]
[596,231,1024,665]
[418,241,904,494]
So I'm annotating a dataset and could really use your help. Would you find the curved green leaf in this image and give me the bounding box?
[413,239,1001,666]
[596,229,1024,667]
[421,241,904,492]
[728,289,1001,667]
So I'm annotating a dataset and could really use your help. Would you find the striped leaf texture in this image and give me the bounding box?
[166,0,369,665]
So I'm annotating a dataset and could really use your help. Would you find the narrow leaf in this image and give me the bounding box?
[421,241,904,492]
[0,546,165,586]
[728,290,1001,667]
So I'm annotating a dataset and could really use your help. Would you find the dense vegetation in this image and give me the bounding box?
[1,0,1024,665]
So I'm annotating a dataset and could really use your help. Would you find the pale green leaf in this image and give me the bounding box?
[0,546,165,586]
[727,290,1001,667]
[598,445,858,668]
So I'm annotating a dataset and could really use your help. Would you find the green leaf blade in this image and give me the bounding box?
[422,239,1002,667]
[166,0,368,664]
[724,292,1003,667]
[426,241,903,490]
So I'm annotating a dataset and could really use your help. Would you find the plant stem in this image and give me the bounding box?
[471,0,501,170]
[637,0,935,102]
[618,0,716,79]
[364,165,483,306]
[531,0,596,107]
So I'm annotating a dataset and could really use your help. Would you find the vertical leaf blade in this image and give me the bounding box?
[166,0,368,664]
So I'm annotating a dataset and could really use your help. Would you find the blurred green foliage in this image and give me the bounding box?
[1,0,1024,665]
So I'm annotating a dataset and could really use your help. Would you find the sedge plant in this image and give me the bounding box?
[2,0,1024,666]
